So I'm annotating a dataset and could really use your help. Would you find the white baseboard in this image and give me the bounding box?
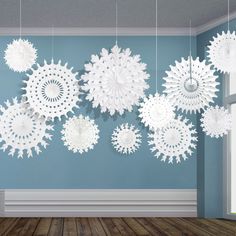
[2,189,197,217]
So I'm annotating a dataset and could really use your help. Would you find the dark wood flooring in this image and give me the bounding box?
[0,218,236,236]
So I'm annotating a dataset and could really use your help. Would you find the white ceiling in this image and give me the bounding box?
[0,0,235,29]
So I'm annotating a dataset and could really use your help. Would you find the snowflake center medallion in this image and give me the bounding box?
[43,81,63,100]
[184,78,199,93]
[119,130,136,147]
[11,114,34,136]
[164,129,181,146]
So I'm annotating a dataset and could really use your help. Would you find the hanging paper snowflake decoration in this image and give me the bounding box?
[201,106,232,138]
[61,115,99,154]
[148,116,197,163]
[81,45,150,115]
[0,98,53,158]
[207,30,236,73]
[139,93,175,131]
[111,123,141,154]
[4,38,37,72]
[23,59,80,120]
[163,56,219,114]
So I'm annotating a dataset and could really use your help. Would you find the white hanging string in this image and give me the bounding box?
[189,19,192,84]
[51,25,54,59]
[228,0,230,31]
[20,0,22,38]
[155,0,158,93]
[115,0,118,45]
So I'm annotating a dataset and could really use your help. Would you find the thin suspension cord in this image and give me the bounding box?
[189,19,192,83]
[115,0,118,45]
[228,0,230,31]
[51,25,54,59]
[20,0,22,38]
[155,0,158,93]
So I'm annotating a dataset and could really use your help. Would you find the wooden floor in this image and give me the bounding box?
[0,218,236,236]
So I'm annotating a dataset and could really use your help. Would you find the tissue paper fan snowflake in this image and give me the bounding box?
[148,116,197,164]
[81,45,150,115]
[207,31,236,73]
[61,115,99,154]
[0,98,53,158]
[23,59,80,120]
[111,123,141,154]
[201,106,232,138]
[139,93,175,131]
[4,38,37,72]
[163,56,219,114]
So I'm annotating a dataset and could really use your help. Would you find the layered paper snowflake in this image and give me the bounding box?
[139,93,175,131]
[207,30,236,73]
[81,45,150,115]
[163,56,219,113]
[23,59,80,120]
[148,116,197,163]
[201,106,232,138]
[61,115,99,154]
[0,98,53,158]
[111,123,141,154]
[4,38,37,72]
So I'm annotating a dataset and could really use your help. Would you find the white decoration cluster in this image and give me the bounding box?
[207,30,236,74]
[163,56,219,114]
[111,123,141,154]
[0,98,53,158]
[201,106,232,138]
[23,59,81,120]
[82,45,150,115]
[139,93,175,131]
[61,115,99,154]
[148,116,197,164]
[4,39,37,72]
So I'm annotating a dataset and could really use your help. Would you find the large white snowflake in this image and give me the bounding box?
[201,106,232,138]
[207,30,236,73]
[4,38,37,72]
[61,115,99,154]
[163,56,219,114]
[148,116,197,164]
[0,98,53,158]
[81,45,150,115]
[23,59,81,120]
[139,93,175,131]
[111,123,141,154]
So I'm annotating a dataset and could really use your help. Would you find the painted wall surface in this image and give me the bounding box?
[0,36,197,189]
[197,20,236,217]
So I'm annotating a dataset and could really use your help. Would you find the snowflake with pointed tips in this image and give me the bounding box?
[23,59,81,120]
[61,115,99,154]
[0,98,53,158]
[163,56,219,114]
[4,38,37,72]
[207,30,236,73]
[139,93,175,131]
[148,116,197,164]
[111,123,141,154]
[81,45,150,115]
[201,106,232,138]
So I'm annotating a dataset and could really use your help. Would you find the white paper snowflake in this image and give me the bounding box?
[0,98,53,158]
[111,123,141,154]
[201,106,232,138]
[23,59,80,120]
[163,56,219,114]
[61,115,99,154]
[207,30,236,73]
[148,116,197,164]
[4,38,37,72]
[81,45,150,115]
[139,93,175,131]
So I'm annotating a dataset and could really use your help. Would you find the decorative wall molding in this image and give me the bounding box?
[3,189,197,217]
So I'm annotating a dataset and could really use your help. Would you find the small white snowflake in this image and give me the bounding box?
[148,116,197,164]
[201,106,232,138]
[61,115,99,154]
[4,38,37,72]
[111,123,141,154]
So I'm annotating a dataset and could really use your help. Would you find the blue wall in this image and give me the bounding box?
[197,19,236,217]
[0,36,197,189]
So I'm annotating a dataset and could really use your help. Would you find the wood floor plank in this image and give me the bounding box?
[6,218,30,236]
[111,218,136,236]
[0,218,20,236]
[18,218,40,236]
[63,218,78,236]
[208,219,236,232]
[48,218,64,236]
[88,218,106,236]
[76,218,92,236]
[99,218,120,236]
[123,218,150,236]
[33,218,52,236]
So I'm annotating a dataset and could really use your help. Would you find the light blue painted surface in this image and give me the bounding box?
[0,36,197,189]
[197,19,236,217]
